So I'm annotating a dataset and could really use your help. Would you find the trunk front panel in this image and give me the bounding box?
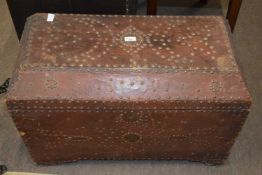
[11,109,247,164]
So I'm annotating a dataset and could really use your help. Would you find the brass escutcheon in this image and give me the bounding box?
[123,133,140,143]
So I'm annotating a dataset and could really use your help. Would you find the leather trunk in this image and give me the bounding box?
[6,13,251,165]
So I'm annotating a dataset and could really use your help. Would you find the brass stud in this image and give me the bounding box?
[19,131,26,136]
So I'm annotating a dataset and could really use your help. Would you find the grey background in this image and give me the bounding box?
[0,0,261,174]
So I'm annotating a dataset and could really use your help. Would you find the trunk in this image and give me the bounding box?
[6,14,251,165]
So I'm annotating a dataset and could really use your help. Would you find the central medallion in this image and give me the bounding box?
[114,26,146,54]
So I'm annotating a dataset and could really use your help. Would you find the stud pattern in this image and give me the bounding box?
[12,108,247,164]
[18,14,237,72]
